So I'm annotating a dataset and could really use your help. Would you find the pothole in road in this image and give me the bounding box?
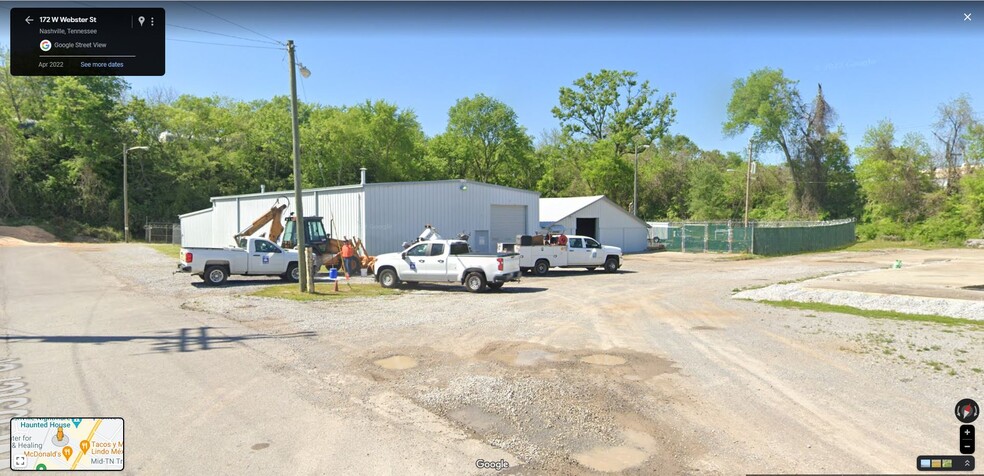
[475,341,678,380]
[356,342,691,473]
[574,445,648,472]
[374,355,418,370]
[580,354,627,366]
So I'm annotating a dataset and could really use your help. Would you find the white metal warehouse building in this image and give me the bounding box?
[179,179,539,255]
[539,195,650,253]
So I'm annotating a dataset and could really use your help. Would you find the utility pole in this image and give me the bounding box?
[633,143,639,217]
[744,140,752,228]
[288,40,308,292]
[122,145,148,243]
[123,144,129,242]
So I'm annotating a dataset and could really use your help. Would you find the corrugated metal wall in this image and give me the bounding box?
[178,208,213,247]
[187,180,537,254]
[364,180,539,255]
[545,199,649,253]
[208,187,364,247]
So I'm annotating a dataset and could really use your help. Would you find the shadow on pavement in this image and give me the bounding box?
[2,326,316,354]
[190,278,286,289]
[523,269,638,278]
[402,283,547,294]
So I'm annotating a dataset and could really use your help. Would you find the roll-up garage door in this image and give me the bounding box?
[490,205,527,248]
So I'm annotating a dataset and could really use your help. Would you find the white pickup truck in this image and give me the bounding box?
[374,240,521,292]
[502,235,623,275]
[177,237,300,285]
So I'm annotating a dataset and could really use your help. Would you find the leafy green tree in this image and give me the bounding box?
[303,100,429,187]
[428,94,535,188]
[534,130,593,198]
[932,94,976,194]
[552,69,676,155]
[685,150,746,220]
[724,69,857,217]
[636,134,698,219]
[854,121,935,238]
[580,139,633,206]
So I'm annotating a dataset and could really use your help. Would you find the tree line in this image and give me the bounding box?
[1,58,982,243]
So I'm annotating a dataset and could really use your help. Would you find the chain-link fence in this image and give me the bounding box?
[649,218,856,255]
[145,222,181,244]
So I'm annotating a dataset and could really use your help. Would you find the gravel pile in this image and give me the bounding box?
[735,282,984,320]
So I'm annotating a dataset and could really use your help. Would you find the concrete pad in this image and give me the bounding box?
[805,249,984,302]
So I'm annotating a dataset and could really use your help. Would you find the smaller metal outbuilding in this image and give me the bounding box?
[539,195,650,253]
[178,207,213,248]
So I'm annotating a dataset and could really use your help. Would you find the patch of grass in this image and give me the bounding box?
[972,368,982,374]
[714,253,762,262]
[733,272,841,293]
[250,283,400,301]
[146,243,182,258]
[924,360,947,372]
[757,300,984,328]
[955,349,968,354]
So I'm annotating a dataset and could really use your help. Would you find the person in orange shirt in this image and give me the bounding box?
[340,241,357,276]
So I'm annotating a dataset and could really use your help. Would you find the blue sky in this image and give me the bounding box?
[3,2,982,163]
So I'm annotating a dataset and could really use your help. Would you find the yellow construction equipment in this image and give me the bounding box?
[233,201,288,244]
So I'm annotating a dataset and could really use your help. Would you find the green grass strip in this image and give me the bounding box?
[758,299,984,328]
[250,283,400,301]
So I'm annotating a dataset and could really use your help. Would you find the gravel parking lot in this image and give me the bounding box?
[81,244,984,473]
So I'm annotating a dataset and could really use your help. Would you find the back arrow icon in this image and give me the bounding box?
[25,16,33,25]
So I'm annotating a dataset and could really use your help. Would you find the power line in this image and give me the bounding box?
[182,2,283,46]
[168,24,281,45]
[167,38,283,50]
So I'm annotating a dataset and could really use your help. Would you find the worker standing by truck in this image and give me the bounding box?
[341,240,358,276]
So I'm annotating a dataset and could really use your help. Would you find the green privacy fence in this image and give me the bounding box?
[652,219,856,255]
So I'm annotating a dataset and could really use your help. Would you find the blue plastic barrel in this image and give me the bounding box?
[329,267,338,280]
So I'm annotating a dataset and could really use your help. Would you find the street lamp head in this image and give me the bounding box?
[298,63,311,78]
[127,146,150,152]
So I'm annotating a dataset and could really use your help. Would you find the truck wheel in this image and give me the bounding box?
[534,259,549,276]
[282,263,299,282]
[585,267,597,272]
[464,272,487,293]
[379,269,400,288]
[204,265,229,285]
[487,282,504,291]
[603,257,619,273]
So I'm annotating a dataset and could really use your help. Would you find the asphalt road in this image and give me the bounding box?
[1,243,981,474]
[0,245,513,474]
